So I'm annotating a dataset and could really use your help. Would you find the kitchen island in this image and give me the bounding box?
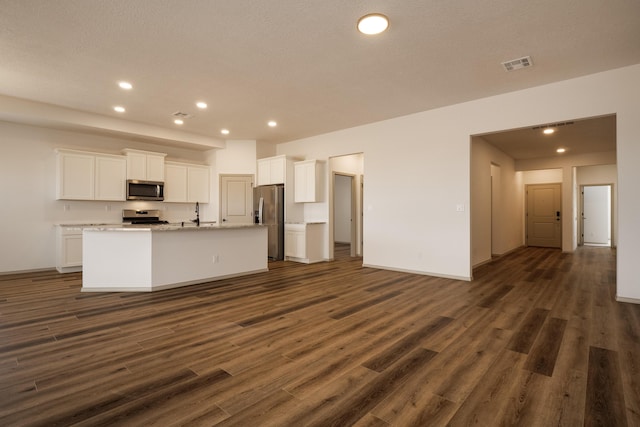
[82,224,268,292]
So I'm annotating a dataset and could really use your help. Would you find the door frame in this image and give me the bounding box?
[579,183,614,247]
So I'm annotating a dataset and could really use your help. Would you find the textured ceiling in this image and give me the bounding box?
[0,0,639,145]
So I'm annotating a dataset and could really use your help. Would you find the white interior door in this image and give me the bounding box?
[526,183,562,248]
[220,175,254,224]
[582,185,611,245]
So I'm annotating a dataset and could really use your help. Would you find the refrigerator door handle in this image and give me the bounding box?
[258,197,264,224]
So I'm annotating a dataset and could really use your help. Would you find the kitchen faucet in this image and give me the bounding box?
[191,201,200,226]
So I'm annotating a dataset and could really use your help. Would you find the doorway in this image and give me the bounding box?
[581,184,612,247]
[334,173,356,257]
[526,183,562,248]
[328,153,364,261]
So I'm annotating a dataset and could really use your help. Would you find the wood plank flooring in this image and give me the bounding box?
[1,245,638,426]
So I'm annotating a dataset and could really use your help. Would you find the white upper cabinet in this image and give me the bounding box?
[187,165,210,203]
[56,149,126,201]
[56,150,95,200]
[123,149,167,181]
[294,159,323,203]
[164,163,188,203]
[95,154,127,201]
[257,155,290,186]
[164,161,209,203]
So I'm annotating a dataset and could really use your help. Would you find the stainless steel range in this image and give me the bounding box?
[122,209,168,225]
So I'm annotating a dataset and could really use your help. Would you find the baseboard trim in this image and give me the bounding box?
[81,268,269,293]
[362,263,472,282]
[616,296,640,305]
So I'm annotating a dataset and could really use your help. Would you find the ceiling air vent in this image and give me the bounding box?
[172,111,192,119]
[501,56,533,72]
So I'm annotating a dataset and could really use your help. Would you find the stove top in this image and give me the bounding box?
[122,209,167,225]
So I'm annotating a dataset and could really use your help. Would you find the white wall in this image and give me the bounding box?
[277,64,640,300]
[0,121,214,273]
[522,169,564,184]
[210,140,258,222]
[471,137,523,266]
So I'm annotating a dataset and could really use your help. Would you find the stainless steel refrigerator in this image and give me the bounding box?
[254,184,284,260]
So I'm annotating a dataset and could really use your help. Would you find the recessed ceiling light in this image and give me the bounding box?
[268,121,277,127]
[357,13,389,35]
[113,106,125,113]
[221,129,230,135]
[118,81,132,90]
[174,119,184,125]
[543,128,555,135]
[557,148,566,153]
[196,101,207,109]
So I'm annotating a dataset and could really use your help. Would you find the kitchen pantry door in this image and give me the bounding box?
[220,175,254,224]
[526,183,562,248]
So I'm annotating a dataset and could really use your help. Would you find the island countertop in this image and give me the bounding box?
[82,223,264,232]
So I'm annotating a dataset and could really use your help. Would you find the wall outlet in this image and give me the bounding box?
[456,204,465,212]
[64,204,70,211]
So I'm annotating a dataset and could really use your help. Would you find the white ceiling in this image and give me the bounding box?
[479,115,616,160]
[1,0,639,146]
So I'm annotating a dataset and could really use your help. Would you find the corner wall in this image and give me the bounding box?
[471,137,523,267]
[277,64,640,299]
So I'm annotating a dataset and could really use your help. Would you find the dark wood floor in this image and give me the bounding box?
[1,245,638,426]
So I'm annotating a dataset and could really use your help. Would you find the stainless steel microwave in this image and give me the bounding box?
[126,180,164,201]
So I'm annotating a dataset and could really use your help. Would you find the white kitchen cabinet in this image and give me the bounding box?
[294,159,323,203]
[257,155,290,185]
[164,163,188,202]
[95,154,127,201]
[123,149,167,181]
[187,165,210,203]
[56,149,126,201]
[56,226,83,273]
[164,161,210,203]
[56,150,95,200]
[284,223,325,263]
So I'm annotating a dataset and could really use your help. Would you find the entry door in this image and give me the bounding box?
[220,175,254,224]
[526,183,562,248]
[582,185,611,245]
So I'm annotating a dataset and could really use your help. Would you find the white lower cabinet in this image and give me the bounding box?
[284,223,325,263]
[56,226,83,273]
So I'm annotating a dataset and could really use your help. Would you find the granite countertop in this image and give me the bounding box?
[82,223,265,232]
[285,221,327,225]
[57,223,121,227]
